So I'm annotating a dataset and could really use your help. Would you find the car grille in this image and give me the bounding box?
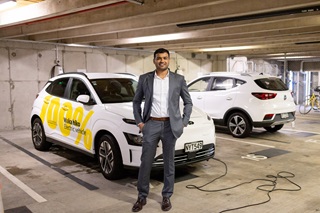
[152,143,215,168]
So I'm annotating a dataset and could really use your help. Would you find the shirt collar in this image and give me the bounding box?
[154,69,170,79]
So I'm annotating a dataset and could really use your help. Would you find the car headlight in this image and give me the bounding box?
[124,132,143,146]
[122,118,136,125]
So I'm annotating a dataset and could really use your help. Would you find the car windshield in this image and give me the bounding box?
[90,78,137,103]
[254,77,288,91]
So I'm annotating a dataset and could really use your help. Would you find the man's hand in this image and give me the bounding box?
[138,122,145,132]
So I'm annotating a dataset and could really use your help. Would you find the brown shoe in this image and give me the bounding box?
[132,197,146,212]
[161,197,172,211]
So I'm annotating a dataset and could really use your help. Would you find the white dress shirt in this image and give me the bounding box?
[150,71,169,118]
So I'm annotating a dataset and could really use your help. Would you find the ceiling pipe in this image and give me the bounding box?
[1,38,154,53]
[177,5,320,28]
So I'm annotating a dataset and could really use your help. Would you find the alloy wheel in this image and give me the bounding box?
[99,140,114,174]
[229,115,246,136]
[32,122,43,146]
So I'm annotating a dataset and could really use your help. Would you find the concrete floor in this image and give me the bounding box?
[0,110,320,213]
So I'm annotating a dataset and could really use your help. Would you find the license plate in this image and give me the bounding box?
[184,141,203,152]
[281,113,289,119]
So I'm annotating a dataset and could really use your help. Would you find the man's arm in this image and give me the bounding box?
[132,75,145,125]
[180,77,193,126]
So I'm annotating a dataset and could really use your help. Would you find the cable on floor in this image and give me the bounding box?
[186,158,301,213]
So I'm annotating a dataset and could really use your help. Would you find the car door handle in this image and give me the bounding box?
[197,96,203,100]
[226,97,232,100]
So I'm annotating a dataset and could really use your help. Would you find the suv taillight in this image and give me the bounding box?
[251,92,277,100]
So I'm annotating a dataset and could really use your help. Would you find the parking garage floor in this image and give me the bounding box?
[0,110,320,213]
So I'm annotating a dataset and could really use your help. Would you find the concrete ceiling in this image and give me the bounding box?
[1,0,320,60]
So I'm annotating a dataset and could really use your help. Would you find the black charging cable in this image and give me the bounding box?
[186,158,301,212]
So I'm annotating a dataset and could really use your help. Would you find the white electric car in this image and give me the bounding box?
[188,72,296,138]
[30,72,216,180]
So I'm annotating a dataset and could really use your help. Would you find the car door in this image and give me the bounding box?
[61,77,96,151]
[188,77,212,111]
[41,77,70,140]
[207,77,237,119]
[189,76,237,119]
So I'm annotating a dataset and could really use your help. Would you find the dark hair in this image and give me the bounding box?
[154,48,170,59]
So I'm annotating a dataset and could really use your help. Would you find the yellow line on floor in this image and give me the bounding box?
[0,166,46,203]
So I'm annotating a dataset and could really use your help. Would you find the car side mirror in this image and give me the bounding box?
[77,94,92,104]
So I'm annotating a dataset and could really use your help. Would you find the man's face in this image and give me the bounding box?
[153,52,170,71]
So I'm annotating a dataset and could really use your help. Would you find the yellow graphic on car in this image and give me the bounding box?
[40,95,94,150]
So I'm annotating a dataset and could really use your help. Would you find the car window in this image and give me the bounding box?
[235,79,246,86]
[254,78,288,91]
[211,77,234,91]
[91,78,137,103]
[188,77,211,92]
[69,78,91,101]
[46,78,69,97]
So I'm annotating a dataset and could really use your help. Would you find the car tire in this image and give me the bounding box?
[227,112,252,138]
[98,134,123,180]
[31,118,51,151]
[263,124,284,133]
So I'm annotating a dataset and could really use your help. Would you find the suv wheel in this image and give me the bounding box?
[98,135,123,180]
[227,112,252,138]
[263,124,284,133]
[31,118,51,151]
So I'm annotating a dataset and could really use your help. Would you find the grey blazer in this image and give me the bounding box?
[133,70,193,138]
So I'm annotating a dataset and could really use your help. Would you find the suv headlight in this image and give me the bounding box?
[124,132,143,146]
[122,118,136,125]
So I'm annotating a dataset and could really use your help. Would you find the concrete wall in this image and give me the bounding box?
[0,40,225,130]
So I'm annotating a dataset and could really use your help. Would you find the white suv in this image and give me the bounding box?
[30,72,216,180]
[187,72,296,138]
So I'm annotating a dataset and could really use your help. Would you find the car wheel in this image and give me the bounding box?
[31,118,51,151]
[227,112,252,138]
[263,124,284,133]
[98,135,123,180]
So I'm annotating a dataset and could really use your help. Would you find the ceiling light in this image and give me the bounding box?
[124,33,190,43]
[0,0,16,11]
[200,45,262,52]
[268,56,317,60]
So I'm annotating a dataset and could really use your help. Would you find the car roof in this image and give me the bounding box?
[50,72,136,81]
[202,72,275,80]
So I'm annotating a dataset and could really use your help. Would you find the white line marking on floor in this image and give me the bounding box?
[0,166,47,203]
[282,128,320,135]
[216,136,275,148]
[305,139,320,144]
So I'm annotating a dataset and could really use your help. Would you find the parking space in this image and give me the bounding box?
[0,112,320,213]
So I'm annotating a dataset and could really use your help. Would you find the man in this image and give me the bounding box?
[132,48,193,212]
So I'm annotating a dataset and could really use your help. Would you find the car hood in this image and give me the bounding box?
[104,102,206,119]
[104,102,135,119]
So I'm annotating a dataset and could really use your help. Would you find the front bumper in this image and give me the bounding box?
[152,143,215,168]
